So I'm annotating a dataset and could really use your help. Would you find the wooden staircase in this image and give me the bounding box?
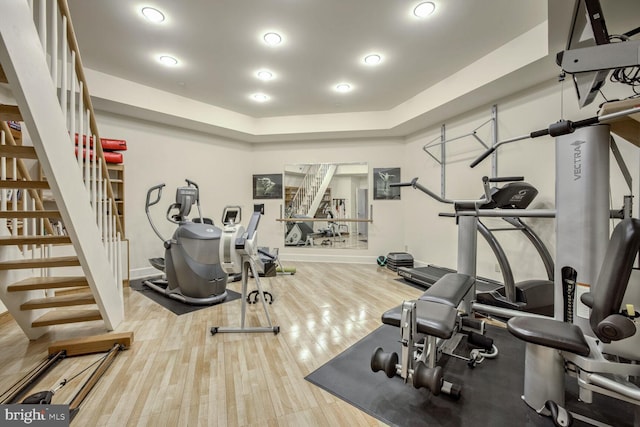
[0,125,105,331]
[0,1,126,339]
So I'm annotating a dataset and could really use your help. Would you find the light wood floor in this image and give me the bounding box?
[0,263,423,426]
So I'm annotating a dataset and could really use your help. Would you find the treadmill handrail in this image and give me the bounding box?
[390,177,492,208]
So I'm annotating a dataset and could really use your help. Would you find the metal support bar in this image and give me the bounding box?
[491,104,498,178]
[441,124,446,197]
[610,136,633,193]
[211,257,279,335]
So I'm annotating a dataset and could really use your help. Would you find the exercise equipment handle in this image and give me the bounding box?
[145,184,168,242]
[257,248,277,261]
[185,179,199,191]
[469,147,496,168]
[393,177,496,207]
[487,176,524,183]
[470,105,640,169]
[166,203,182,225]
[392,178,454,204]
[146,183,165,208]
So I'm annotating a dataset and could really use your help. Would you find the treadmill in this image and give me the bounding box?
[397,181,554,316]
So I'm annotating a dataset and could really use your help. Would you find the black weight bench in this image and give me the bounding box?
[372,273,497,398]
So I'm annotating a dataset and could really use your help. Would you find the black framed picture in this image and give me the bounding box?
[253,174,283,199]
[373,167,401,200]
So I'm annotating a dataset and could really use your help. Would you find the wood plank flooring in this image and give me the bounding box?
[0,262,422,426]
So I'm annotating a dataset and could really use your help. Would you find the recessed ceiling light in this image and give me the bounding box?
[263,32,282,46]
[256,69,274,81]
[335,83,352,93]
[141,7,165,23]
[413,2,436,18]
[363,54,382,66]
[251,93,270,102]
[158,55,178,66]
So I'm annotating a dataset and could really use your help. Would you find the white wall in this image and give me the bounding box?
[94,76,639,280]
[95,112,253,278]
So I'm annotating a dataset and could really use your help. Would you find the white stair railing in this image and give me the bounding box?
[289,164,329,217]
[30,0,123,285]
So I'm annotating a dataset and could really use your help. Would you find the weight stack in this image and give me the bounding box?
[386,252,414,272]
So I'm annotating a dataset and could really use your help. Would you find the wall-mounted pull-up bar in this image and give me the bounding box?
[421,105,498,198]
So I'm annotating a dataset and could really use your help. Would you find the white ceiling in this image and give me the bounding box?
[64,1,639,141]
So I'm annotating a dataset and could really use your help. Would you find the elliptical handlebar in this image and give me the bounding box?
[146,183,165,208]
[145,183,168,242]
[185,179,199,191]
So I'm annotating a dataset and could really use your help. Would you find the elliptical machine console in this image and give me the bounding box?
[144,180,228,305]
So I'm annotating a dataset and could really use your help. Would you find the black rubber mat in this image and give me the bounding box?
[305,324,634,426]
[130,278,241,315]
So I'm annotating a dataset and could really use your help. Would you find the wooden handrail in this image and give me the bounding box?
[1,121,55,236]
[56,0,123,236]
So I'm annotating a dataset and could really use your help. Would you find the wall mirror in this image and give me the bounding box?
[283,163,369,249]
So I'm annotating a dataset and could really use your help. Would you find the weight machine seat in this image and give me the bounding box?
[382,300,458,340]
[508,218,640,355]
[381,273,473,339]
[507,317,590,356]
[419,273,475,307]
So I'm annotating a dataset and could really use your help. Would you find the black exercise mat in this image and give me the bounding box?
[130,278,241,315]
[305,324,634,426]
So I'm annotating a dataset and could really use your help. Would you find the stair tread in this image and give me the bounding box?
[0,180,49,189]
[21,292,95,310]
[8,276,89,291]
[0,235,71,245]
[32,309,102,327]
[0,145,37,159]
[0,256,80,270]
[0,210,61,219]
[0,104,22,122]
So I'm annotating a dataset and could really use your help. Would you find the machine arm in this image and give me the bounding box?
[470,105,640,169]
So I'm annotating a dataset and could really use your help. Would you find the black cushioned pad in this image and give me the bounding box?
[381,300,457,339]
[419,273,474,307]
[508,316,590,356]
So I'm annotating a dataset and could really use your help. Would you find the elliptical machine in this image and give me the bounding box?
[144,180,228,305]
